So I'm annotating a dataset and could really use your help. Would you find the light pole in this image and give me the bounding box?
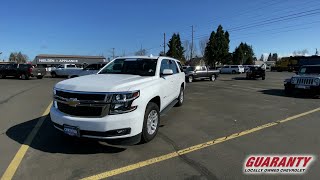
[0,52,2,62]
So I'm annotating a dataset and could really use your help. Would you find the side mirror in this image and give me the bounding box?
[162,69,173,76]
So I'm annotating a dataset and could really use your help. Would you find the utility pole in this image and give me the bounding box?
[112,48,115,59]
[190,25,194,60]
[163,33,166,55]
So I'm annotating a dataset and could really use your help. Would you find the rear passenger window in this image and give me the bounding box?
[231,66,237,68]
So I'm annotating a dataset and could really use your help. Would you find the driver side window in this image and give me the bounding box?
[160,59,170,76]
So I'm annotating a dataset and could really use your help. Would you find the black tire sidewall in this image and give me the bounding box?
[141,102,160,143]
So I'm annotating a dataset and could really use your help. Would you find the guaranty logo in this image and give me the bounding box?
[243,155,315,174]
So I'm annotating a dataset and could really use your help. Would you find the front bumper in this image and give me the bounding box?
[50,105,144,141]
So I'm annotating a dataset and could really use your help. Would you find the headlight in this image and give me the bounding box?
[109,91,140,114]
[53,88,57,108]
[291,78,297,84]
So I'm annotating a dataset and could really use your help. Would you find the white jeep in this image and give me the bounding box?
[50,56,185,144]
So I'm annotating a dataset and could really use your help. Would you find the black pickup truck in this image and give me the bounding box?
[184,66,220,83]
[0,63,46,80]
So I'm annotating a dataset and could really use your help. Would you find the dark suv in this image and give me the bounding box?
[0,64,33,80]
[246,66,266,80]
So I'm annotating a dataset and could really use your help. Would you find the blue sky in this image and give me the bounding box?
[1,0,320,61]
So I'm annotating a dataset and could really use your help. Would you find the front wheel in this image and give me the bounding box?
[0,74,4,79]
[284,86,293,96]
[141,102,160,143]
[210,74,216,82]
[175,87,184,107]
[262,76,265,80]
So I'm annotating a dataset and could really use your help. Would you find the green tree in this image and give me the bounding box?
[16,52,26,63]
[9,53,16,62]
[232,42,255,65]
[259,54,264,61]
[267,53,272,61]
[166,33,185,62]
[272,53,278,61]
[204,25,230,68]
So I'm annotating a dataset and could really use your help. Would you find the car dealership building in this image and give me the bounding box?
[33,54,108,67]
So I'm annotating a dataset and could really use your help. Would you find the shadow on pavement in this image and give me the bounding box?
[6,116,126,154]
[259,89,319,99]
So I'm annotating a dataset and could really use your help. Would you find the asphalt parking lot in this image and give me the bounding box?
[1,72,319,180]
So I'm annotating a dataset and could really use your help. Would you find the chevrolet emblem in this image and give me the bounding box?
[66,98,80,107]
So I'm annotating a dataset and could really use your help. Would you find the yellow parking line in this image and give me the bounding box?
[1,102,52,180]
[81,107,320,180]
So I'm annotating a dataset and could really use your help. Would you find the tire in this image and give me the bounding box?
[175,86,184,107]
[21,74,29,80]
[284,86,293,96]
[187,75,193,83]
[37,76,43,79]
[262,76,265,80]
[141,102,160,143]
[70,75,78,79]
[51,72,57,78]
[232,70,236,74]
[210,74,216,82]
[0,74,4,79]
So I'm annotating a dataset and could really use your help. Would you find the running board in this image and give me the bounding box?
[160,99,178,117]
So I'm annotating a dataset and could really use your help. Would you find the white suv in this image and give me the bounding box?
[220,65,245,74]
[50,56,185,144]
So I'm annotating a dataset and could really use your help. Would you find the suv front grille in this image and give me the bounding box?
[56,90,105,101]
[296,78,314,85]
[57,102,104,117]
[55,90,109,117]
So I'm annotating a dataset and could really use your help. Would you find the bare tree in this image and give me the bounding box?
[183,40,190,60]
[135,49,148,56]
[199,38,208,57]
[293,49,309,56]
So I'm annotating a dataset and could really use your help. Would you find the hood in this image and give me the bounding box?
[55,74,155,92]
[293,74,320,78]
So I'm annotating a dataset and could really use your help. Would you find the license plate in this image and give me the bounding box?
[37,73,41,75]
[63,125,80,137]
[296,85,310,89]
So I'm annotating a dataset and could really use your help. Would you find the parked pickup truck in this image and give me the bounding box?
[50,56,185,145]
[0,63,46,80]
[68,63,107,78]
[284,65,320,96]
[184,66,220,83]
[51,64,82,78]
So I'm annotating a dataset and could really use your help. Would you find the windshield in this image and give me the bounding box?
[299,66,320,74]
[186,67,195,71]
[99,58,157,76]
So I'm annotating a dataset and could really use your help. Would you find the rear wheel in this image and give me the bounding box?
[51,72,57,78]
[262,76,265,80]
[141,102,160,143]
[37,76,43,79]
[187,75,193,83]
[21,74,29,80]
[210,74,216,82]
[232,70,236,74]
[0,74,4,79]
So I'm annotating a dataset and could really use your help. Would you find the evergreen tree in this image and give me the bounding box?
[259,54,264,61]
[267,53,272,61]
[166,33,185,61]
[9,53,16,62]
[232,42,255,65]
[272,53,278,61]
[204,25,230,68]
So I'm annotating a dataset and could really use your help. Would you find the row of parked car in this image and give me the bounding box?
[0,63,46,80]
